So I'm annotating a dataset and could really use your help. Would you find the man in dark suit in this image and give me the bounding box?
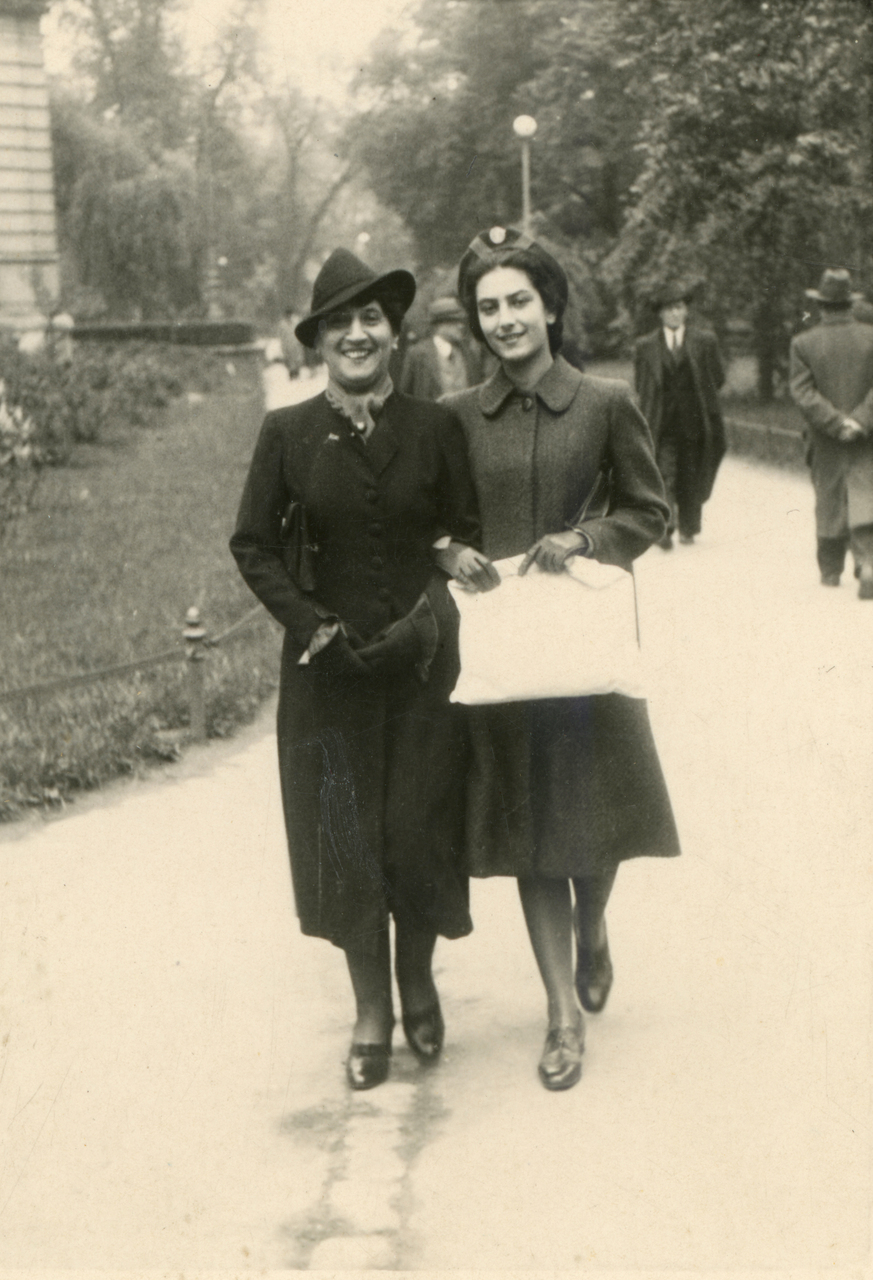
[790,268,873,597]
[399,296,485,400]
[634,284,726,548]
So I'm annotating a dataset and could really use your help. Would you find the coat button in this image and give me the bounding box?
[378,587,391,601]
[369,522,383,536]
[522,397,533,411]
[365,489,378,503]
[371,556,384,570]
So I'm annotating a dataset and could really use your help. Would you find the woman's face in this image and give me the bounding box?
[316,299,395,392]
[475,266,555,365]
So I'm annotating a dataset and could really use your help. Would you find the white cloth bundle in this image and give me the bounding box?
[448,554,645,704]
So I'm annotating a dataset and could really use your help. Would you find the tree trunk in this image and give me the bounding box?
[753,292,778,403]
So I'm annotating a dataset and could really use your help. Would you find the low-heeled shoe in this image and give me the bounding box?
[575,932,614,1014]
[859,564,873,599]
[402,1002,445,1062]
[346,1042,392,1090]
[538,1022,584,1091]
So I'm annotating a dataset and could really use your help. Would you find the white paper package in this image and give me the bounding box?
[448,554,646,705]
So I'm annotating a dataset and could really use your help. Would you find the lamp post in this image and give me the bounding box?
[512,115,538,235]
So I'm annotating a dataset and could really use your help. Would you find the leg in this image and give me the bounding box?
[811,445,849,581]
[850,521,873,597]
[655,433,678,547]
[674,432,704,540]
[345,926,394,1044]
[517,875,584,1090]
[344,927,394,1089]
[817,534,849,583]
[394,923,438,1015]
[395,923,444,1060]
[517,875,578,1027]
[572,868,618,1012]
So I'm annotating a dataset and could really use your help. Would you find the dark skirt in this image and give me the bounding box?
[276,619,472,953]
[464,693,680,878]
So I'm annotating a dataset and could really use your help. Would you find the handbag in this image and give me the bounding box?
[448,554,645,704]
[280,499,317,593]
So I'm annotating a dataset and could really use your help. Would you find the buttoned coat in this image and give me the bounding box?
[789,312,873,533]
[230,390,481,949]
[445,357,680,877]
[634,324,726,504]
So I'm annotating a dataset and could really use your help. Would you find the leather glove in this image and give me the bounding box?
[519,529,591,575]
[310,632,370,678]
[434,541,501,592]
[356,594,439,681]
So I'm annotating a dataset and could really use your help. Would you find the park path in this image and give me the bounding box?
[0,362,870,1273]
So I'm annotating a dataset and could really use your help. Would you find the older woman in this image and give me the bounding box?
[230,249,495,1089]
[445,227,681,1090]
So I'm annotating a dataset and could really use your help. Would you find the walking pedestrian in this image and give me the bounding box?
[634,283,726,548]
[230,248,496,1090]
[445,225,681,1091]
[399,296,483,400]
[789,268,873,598]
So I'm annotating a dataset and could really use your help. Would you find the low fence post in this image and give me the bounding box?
[183,606,207,741]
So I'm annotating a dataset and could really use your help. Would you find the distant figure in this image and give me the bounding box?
[399,296,480,400]
[634,283,726,548]
[790,268,873,598]
[277,308,304,378]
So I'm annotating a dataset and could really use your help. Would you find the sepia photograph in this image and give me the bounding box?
[0,0,870,1274]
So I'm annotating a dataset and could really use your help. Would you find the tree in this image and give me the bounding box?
[605,0,873,397]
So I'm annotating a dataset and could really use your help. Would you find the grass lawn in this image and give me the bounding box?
[0,360,282,819]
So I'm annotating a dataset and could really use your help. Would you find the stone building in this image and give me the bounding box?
[0,0,59,333]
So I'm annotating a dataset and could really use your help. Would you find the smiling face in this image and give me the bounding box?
[474,266,556,372]
[316,299,395,392]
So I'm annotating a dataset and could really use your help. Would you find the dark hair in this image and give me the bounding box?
[350,284,408,335]
[459,247,566,355]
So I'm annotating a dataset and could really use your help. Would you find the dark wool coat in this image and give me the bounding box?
[789,312,873,535]
[230,390,481,950]
[445,357,681,878]
[634,325,726,505]
[399,335,482,401]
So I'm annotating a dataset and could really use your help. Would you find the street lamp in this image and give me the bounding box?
[512,114,538,235]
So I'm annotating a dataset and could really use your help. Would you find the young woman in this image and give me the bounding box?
[231,248,495,1090]
[445,226,681,1090]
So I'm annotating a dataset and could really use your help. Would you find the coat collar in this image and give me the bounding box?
[322,391,399,475]
[478,354,583,417]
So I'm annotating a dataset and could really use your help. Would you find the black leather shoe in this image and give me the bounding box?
[679,533,695,545]
[657,532,674,551]
[575,926,614,1014]
[538,1021,584,1091]
[821,572,841,587]
[859,564,873,599]
[346,1042,392,1090]
[402,1001,445,1062]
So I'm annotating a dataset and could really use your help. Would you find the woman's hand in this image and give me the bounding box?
[311,632,370,677]
[435,541,501,592]
[519,529,590,575]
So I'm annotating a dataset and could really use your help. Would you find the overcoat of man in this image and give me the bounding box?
[789,268,873,598]
[399,296,486,400]
[634,283,726,548]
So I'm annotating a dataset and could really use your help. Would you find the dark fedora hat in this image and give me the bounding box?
[650,280,699,310]
[295,249,416,348]
[805,267,863,305]
[428,295,467,324]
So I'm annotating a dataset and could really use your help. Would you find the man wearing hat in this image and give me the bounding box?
[634,283,726,548]
[400,295,482,400]
[790,268,873,597]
